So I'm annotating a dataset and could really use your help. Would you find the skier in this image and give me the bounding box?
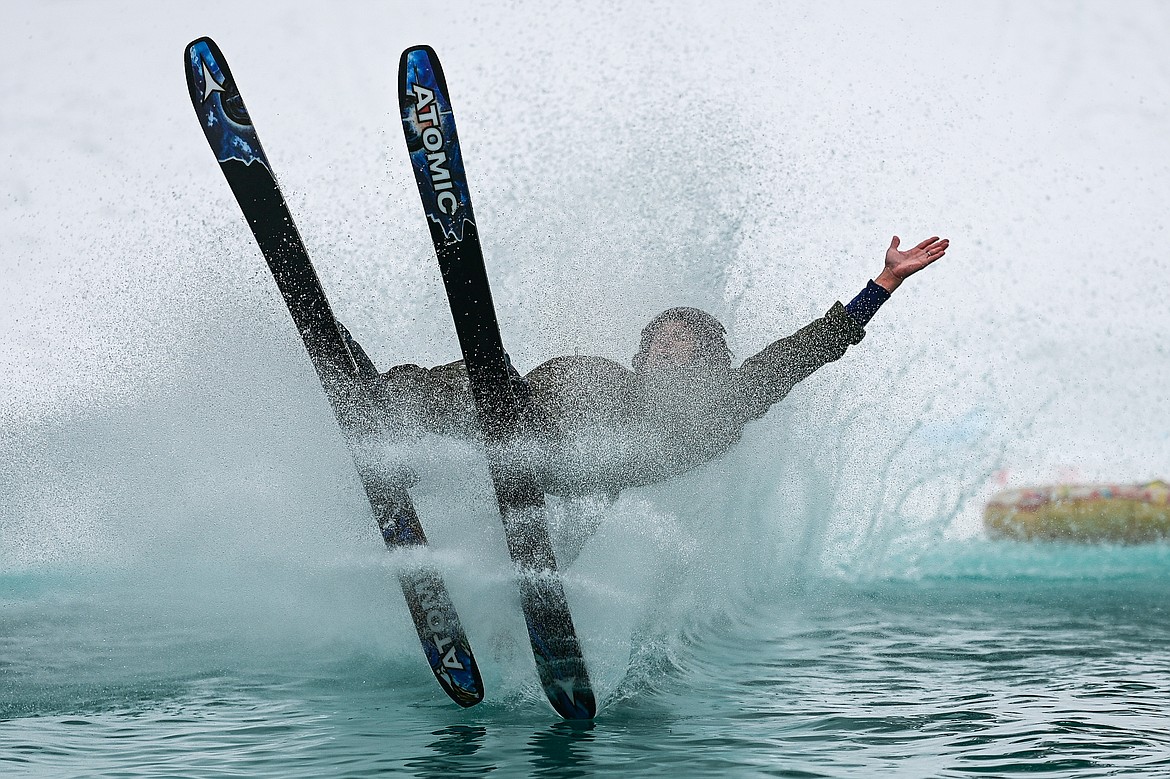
[343,234,948,556]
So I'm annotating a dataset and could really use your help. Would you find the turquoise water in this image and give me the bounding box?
[4,544,1170,777]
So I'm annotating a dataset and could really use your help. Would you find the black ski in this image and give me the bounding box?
[398,45,596,719]
[184,37,483,708]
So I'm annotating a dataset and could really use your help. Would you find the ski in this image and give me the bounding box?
[184,37,483,708]
[398,45,596,719]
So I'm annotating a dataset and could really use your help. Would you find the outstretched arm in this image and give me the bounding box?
[737,234,950,418]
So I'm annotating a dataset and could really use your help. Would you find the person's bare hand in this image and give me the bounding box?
[875,235,948,292]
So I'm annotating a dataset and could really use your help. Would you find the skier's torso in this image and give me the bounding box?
[367,301,865,496]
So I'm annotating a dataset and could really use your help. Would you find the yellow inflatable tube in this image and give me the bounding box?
[985,481,1170,544]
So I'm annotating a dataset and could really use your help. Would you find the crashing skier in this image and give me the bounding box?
[341,233,949,554]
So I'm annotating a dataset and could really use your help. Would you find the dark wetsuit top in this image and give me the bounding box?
[343,282,888,497]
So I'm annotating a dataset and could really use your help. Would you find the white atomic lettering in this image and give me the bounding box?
[412,83,459,215]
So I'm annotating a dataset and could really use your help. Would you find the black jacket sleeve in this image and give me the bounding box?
[734,302,866,421]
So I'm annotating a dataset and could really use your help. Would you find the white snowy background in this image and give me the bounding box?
[3,0,1169,559]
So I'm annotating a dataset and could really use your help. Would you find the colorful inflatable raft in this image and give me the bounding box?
[985,481,1170,544]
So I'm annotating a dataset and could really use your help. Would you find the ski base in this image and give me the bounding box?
[186,36,483,709]
[399,44,595,719]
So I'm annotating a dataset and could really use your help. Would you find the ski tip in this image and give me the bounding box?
[550,683,597,720]
[185,35,216,54]
[399,44,439,68]
[417,617,483,708]
[415,607,486,709]
[399,45,448,96]
[430,639,486,709]
[445,670,486,709]
[184,36,232,102]
[184,36,223,73]
[541,659,598,720]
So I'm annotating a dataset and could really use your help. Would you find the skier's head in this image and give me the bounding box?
[633,307,732,374]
